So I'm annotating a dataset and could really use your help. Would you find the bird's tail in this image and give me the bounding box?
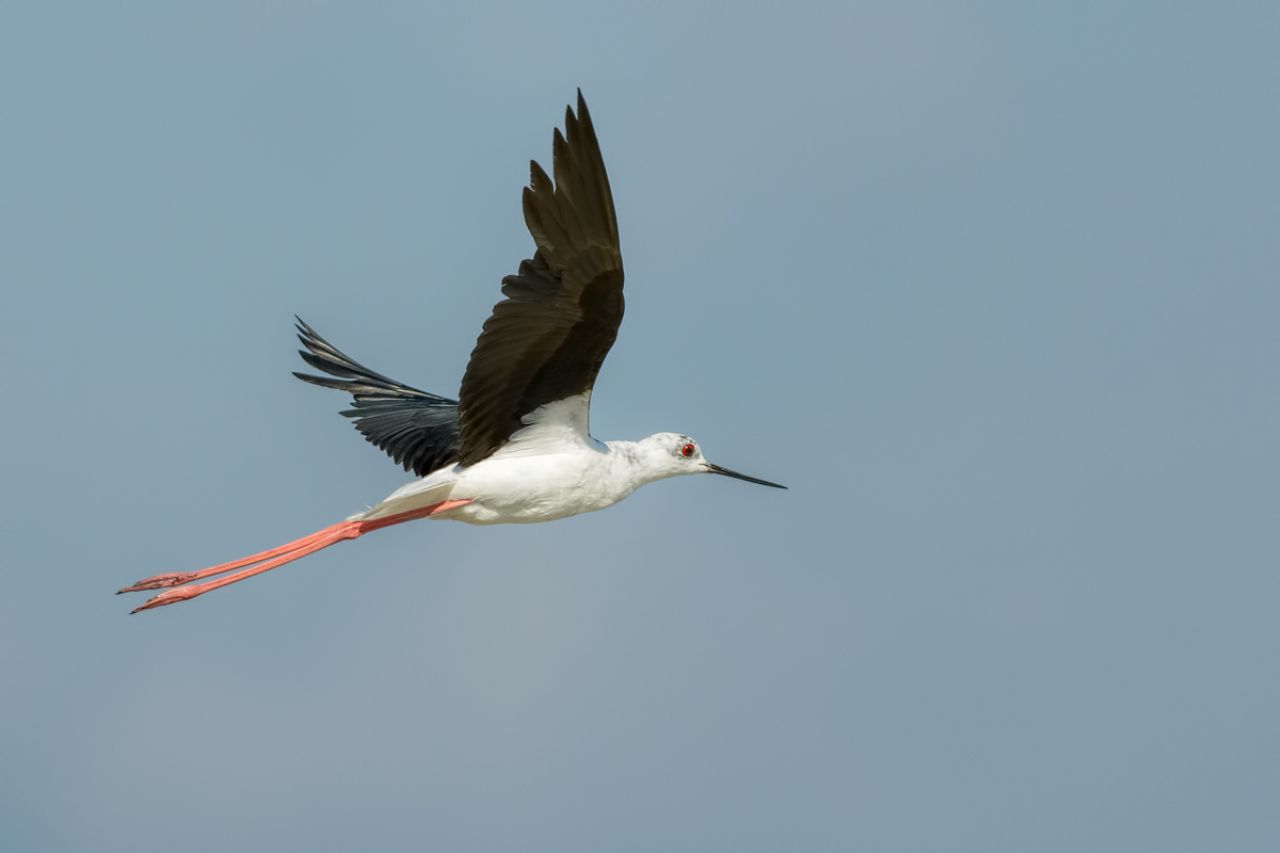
[117,499,472,613]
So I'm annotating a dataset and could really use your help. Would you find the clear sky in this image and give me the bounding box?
[3,3,1278,851]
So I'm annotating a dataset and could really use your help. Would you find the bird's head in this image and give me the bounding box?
[635,432,786,489]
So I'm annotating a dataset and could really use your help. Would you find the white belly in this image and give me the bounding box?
[356,395,647,526]
[440,448,633,525]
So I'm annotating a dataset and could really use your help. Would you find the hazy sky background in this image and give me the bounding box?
[3,3,1278,851]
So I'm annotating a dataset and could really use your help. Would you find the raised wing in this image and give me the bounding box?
[456,90,624,465]
[293,318,460,476]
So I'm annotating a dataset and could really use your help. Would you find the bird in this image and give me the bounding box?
[118,90,785,614]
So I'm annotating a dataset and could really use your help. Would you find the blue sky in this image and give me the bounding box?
[3,3,1278,850]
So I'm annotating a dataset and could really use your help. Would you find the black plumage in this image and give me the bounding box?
[456,90,624,464]
[295,90,624,472]
[292,318,460,476]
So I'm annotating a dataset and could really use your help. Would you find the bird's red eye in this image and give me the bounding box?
[681,443,696,458]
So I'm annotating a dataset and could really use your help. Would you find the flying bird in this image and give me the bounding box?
[119,90,785,613]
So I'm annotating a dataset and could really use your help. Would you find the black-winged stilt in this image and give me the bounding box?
[119,90,785,613]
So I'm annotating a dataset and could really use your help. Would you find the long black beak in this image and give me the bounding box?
[706,462,787,489]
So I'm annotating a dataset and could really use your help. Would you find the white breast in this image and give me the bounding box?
[353,393,647,526]
[437,393,632,524]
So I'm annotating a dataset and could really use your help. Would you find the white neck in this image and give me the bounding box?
[604,436,692,495]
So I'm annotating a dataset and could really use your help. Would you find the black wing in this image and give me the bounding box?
[456,90,624,465]
[293,318,460,476]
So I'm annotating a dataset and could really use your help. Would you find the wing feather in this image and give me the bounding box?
[456,91,624,464]
[292,318,460,476]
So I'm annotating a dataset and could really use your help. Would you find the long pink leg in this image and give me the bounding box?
[118,528,345,593]
[122,499,473,614]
